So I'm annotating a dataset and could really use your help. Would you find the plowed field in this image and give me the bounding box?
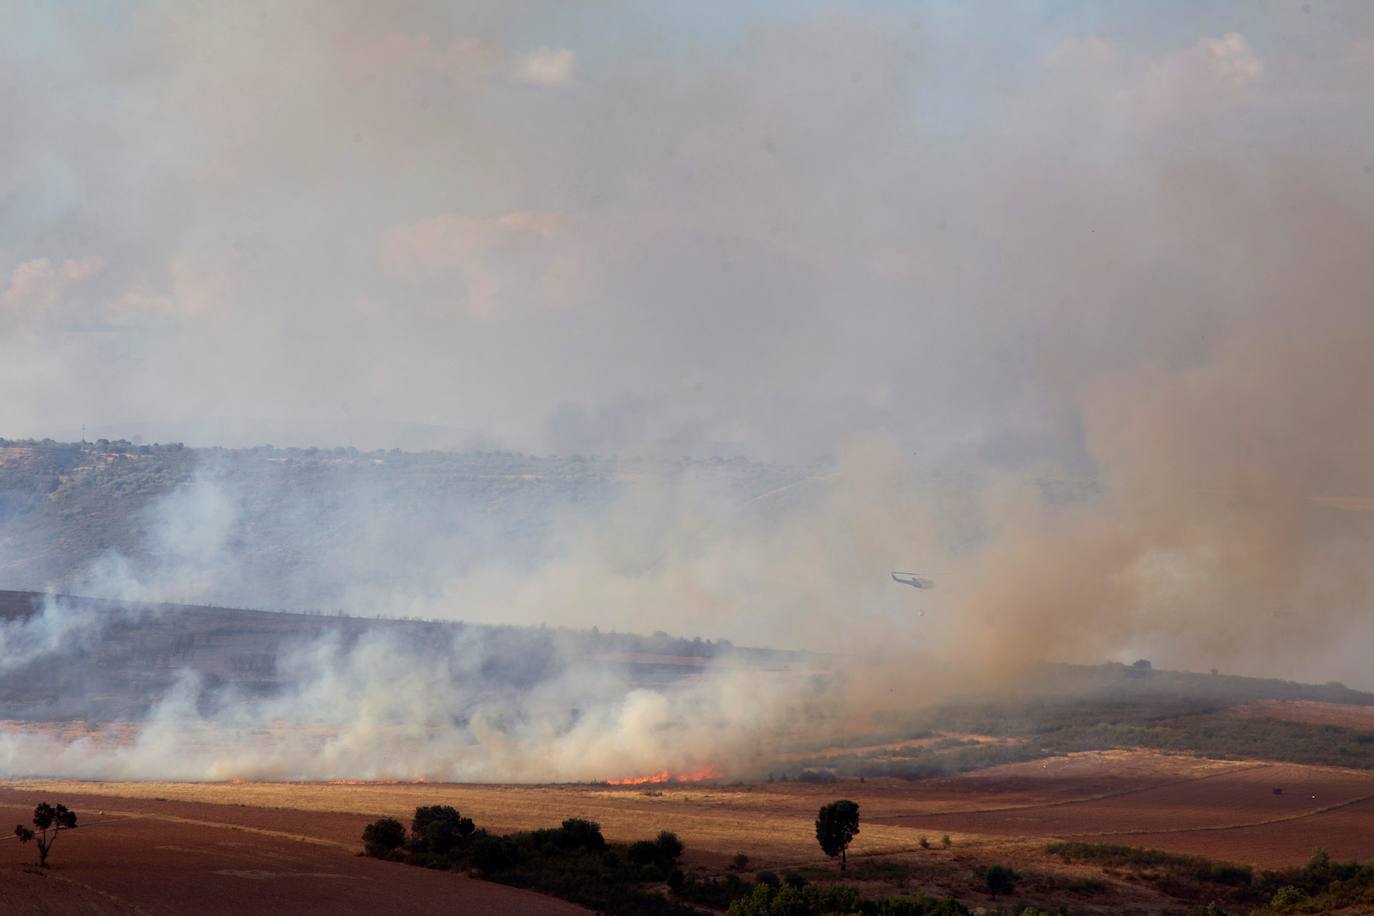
[0,789,588,915]
[8,749,1374,914]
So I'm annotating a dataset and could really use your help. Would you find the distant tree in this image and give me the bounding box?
[361,816,406,857]
[1132,659,1152,671]
[814,800,860,870]
[981,863,1017,897]
[14,802,77,868]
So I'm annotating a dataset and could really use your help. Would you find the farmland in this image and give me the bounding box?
[8,749,1374,914]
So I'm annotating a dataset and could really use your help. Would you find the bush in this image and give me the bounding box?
[755,870,780,888]
[726,882,969,915]
[469,834,519,872]
[980,864,1018,897]
[560,818,606,850]
[627,839,659,865]
[1270,884,1308,907]
[362,817,406,857]
[410,805,474,854]
[656,831,684,862]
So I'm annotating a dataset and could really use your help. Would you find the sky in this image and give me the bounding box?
[3,0,1374,462]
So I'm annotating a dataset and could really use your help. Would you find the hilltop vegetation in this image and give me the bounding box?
[1050,842,1374,913]
[0,437,811,610]
[781,663,1374,780]
[0,589,797,721]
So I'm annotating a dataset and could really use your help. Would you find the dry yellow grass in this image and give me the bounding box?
[9,749,1248,867]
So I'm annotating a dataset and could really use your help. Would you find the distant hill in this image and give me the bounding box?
[0,437,815,612]
[0,590,802,721]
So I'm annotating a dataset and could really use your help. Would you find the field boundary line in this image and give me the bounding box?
[875,761,1272,821]
[1057,788,1374,839]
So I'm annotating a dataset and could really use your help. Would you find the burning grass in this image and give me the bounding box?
[607,765,723,786]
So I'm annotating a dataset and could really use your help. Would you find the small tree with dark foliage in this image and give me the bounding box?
[655,831,684,862]
[981,863,1018,898]
[560,818,606,850]
[410,805,474,854]
[814,800,860,870]
[361,816,406,857]
[14,802,77,868]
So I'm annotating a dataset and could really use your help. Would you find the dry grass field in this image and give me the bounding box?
[1235,699,1374,731]
[7,748,1374,913]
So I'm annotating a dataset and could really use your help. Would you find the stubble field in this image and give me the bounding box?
[6,748,1374,914]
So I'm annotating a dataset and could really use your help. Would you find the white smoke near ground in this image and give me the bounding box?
[3,5,1374,779]
[0,419,1372,780]
[0,469,239,674]
[0,443,925,781]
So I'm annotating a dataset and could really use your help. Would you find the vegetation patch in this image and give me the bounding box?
[727,883,969,915]
[364,808,695,914]
[1048,842,1374,913]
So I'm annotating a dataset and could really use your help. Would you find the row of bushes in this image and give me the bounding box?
[1050,842,1374,912]
[363,806,693,914]
[727,883,970,915]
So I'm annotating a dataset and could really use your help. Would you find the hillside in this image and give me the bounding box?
[0,590,799,721]
[0,437,815,612]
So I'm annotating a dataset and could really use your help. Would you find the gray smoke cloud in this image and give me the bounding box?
[3,3,1374,777]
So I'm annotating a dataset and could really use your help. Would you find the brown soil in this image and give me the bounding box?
[9,749,1374,913]
[0,789,588,915]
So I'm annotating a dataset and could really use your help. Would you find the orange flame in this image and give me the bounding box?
[607,764,722,786]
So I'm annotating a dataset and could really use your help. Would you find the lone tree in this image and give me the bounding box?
[814,799,860,870]
[15,802,77,868]
[981,863,1018,898]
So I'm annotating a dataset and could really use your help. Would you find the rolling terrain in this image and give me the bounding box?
[10,748,1374,914]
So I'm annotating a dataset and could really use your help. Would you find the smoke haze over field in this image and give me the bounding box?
[3,2,1374,777]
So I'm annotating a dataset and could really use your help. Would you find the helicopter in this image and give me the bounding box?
[890,571,935,590]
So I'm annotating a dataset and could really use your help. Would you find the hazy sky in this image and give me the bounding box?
[3,1,1373,460]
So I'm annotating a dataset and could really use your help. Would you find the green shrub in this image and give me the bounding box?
[726,882,969,915]
[656,830,685,862]
[560,818,606,850]
[410,805,474,854]
[627,839,659,865]
[361,817,406,857]
[1270,884,1308,908]
[980,864,1018,897]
